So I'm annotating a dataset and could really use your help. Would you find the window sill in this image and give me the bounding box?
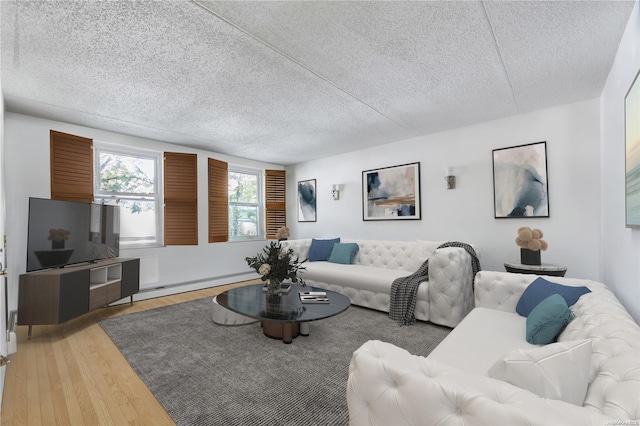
[120,242,163,250]
[227,237,267,243]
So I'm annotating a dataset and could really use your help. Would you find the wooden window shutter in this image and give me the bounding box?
[164,152,198,245]
[265,169,286,239]
[50,130,94,203]
[208,158,228,243]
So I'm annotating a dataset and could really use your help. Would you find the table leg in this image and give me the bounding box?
[282,323,293,344]
[27,325,32,340]
[262,321,299,343]
[300,322,309,336]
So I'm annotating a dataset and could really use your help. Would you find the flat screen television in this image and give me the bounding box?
[26,197,120,272]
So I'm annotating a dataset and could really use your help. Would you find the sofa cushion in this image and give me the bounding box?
[516,277,591,317]
[428,307,537,374]
[308,238,340,261]
[301,262,414,294]
[526,294,574,344]
[487,339,592,406]
[349,239,415,270]
[328,243,359,264]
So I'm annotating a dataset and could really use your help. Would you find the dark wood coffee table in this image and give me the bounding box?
[216,283,350,344]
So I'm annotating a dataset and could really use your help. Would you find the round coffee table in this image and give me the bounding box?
[216,283,350,344]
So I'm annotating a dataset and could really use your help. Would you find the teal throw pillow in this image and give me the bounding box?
[308,238,340,261]
[526,293,574,345]
[516,277,591,317]
[328,243,359,264]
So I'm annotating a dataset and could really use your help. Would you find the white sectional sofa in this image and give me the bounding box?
[281,238,479,327]
[347,271,640,425]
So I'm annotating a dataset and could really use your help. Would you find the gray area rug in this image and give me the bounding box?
[99,297,450,426]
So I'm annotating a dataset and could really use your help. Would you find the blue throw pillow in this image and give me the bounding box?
[516,277,591,317]
[308,238,340,261]
[526,293,574,344]
[328,243,359,264]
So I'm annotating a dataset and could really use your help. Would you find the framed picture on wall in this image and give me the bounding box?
[297,179,316,222]
[625,68,640,228]
[362,162,421,220]
[493,141,549,218]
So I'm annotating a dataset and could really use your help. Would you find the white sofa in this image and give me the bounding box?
[347,271,640,425]
[281,238,479,327]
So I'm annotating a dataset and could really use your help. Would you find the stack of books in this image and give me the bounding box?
[299,291,330,303]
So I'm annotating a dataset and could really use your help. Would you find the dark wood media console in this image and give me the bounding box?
[18,258,140,338]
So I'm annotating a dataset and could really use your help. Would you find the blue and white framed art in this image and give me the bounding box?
[362,162,421,220]
[493,141,549,218]
[297,179,316,222]
[626,68,640,228]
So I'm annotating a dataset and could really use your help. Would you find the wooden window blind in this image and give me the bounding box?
[164,152,198,245]
[265,169,286,239]
[208,158,228,243]
[50,130,94,203]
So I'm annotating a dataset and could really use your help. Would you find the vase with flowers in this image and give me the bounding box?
[245,241,307,296]
[515,226,548,265]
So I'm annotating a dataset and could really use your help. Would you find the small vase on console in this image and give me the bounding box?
[520,248,541,266]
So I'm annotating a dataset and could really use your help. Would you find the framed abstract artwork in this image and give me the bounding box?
[493,141,549,218]
[297,179,316,222]
[625,68,640,228]
[362,162,421,221]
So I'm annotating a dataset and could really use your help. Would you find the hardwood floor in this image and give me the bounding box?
[1,280,257,426]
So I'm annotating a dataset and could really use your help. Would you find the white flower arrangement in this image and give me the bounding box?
[245,241,306,285]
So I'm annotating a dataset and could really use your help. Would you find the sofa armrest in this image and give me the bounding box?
[427,247,476,327]
[347,340,612,426]
[473,270,534,313]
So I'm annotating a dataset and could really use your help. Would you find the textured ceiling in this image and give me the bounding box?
[0,1,635,165]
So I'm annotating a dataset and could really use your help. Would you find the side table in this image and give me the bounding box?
[504,262,567,277]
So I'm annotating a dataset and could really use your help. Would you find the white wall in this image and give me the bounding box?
[287,98,602,281]
[601,1,640,321]
[4,112,281,312]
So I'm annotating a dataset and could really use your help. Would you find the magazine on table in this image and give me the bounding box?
[299,291,330,303]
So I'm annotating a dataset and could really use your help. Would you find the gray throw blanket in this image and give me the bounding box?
[389,242,481,326]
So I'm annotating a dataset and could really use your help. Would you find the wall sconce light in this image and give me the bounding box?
[445,167,456,190]
[331,184,341,200]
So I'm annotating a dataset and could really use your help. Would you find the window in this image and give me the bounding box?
[228,167,262,240]
[94,145,163,248]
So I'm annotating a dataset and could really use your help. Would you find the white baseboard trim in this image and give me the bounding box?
[110,272,257,305]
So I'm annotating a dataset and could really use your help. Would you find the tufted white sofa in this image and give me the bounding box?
[347,270,640,425]
[281,239,479,327]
